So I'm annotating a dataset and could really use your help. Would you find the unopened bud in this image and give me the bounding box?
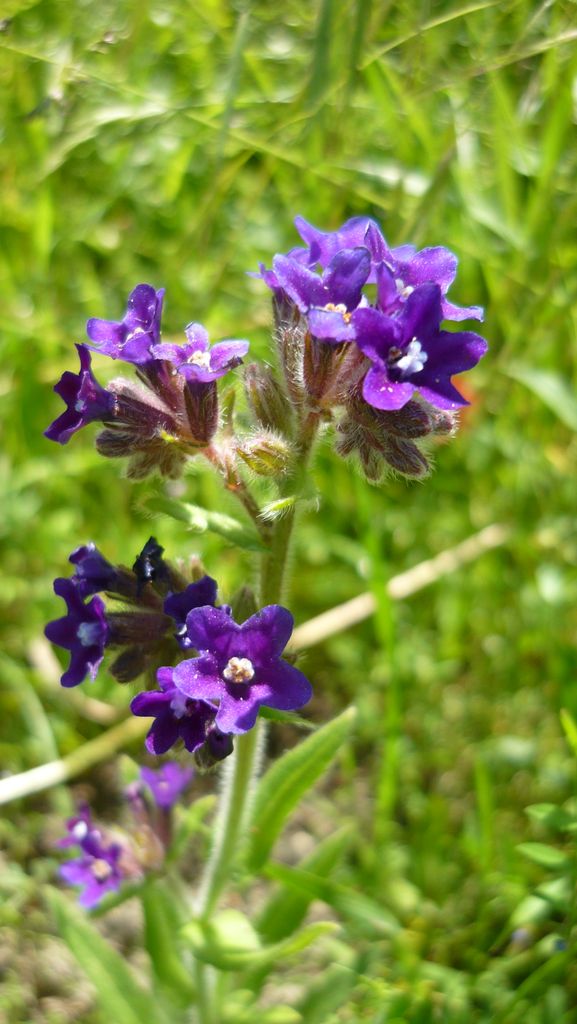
[236,432,293,476]
[275,322,306,406]
[229,585,258,623]
[109,646,149,683]
[360,447,384,483]
[184,380,218,445]
[244,364,294,435]
[382,438,429,478]
[303,334,338,403]
[194,727,234,772]
[431,410,457,436]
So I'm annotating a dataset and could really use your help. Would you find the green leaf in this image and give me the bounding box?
[258,706,316,730]
[168,794,216,865]
[245,707,357,871]
[257,827,352,943]
[560,708,577,758]
[507,366,577,432]
[517,842,570,870]
[264,863,399,938]
[182,909,336,971]
[142,880,196,1003]
[525,803,574,832]
[47,889,166,1024]
[142,494,267,552]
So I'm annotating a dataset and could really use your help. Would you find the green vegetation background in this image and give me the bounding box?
[1,0,577,1020]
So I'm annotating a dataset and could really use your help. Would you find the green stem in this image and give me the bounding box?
[195,724,262,919]
[193,413,320,1022]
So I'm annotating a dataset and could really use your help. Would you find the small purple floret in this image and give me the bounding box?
[58,805,107,859]
[131,668,219,755]
[86,284,165,364]
[139,762,194,809]
[150,322,249,382]
[271,248,371,343]
[69,543,117,598]
[44,344,116,445]
[353,284,488,412]
[173,605,312,734]
[292,215,484,323]
[58,805,126,908]
[45,578,109,687]
[163,576,219,647]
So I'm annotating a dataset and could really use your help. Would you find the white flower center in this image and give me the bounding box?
[75,399,86,412]
[72,821,89,841]
[76,621,101,648]
[223,656,255,684]
[395,278,414,299]
[186,350,212,369]
[92,858,113,882]
[395,338,427,376]
[321,302,351,323]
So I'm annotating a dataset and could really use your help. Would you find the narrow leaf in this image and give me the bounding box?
[264,863,399,938]
[245,707,356,871]
[507,366,577,432]
[182,910,335,971]
[142,494,267,551]
[560,708,577,758]
[142,881,196,1002]
[47,889,165,1024]
[257,827,352,943]
[517,842,570,870]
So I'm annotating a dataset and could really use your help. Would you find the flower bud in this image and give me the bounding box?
[274,322,307,407]
[194,728,234,772]
[229,585,258,623]
[236,432,293,476]
[244,363,294,435]
[382,438,430,478]
[183,380,218,445]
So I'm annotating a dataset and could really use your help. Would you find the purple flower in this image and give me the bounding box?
[68,543,117,598]
[271,249,371,343]
[293,215,483,323]
[45,578,109,687]
[86,284,165,364]
[353,284,487,412]
[173,605,312,734]
[44,344,116,445]
[150,323,249,383]
[58,805,107,859]
[59,841,125,909]
[294,214,378,266]
[139,762,194,809]
[131,668,220,755]
[163,576,219,646]
[58,805,127,908]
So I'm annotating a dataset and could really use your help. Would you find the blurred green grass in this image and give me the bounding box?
[1,0,577,1020]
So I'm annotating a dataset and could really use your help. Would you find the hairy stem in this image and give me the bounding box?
[193,413,320,1023]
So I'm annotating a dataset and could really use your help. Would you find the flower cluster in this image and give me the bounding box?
[58,805,133,909]
[45,285,249,478]
[256,214,487,479]
[58,763,195,906]
[45,540,313,765]
[45,537,207,686]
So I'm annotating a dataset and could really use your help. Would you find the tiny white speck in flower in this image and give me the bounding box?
[76,622,101,648]
[74,399,86,412]
[395,279,414,299]
[395,338,427,376]
[72,821,89,841]
[186,350,212,369]
[92,859,113,882]
[321,302,352,323]
[223,656,255,684]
